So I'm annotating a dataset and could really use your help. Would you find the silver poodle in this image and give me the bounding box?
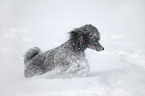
[24,24,104,78]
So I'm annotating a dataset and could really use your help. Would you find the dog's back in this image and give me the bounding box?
[24,46,61,78]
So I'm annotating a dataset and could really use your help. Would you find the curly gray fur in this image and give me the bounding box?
[24,24,104,78]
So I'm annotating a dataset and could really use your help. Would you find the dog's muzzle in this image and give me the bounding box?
[96,47,104,51]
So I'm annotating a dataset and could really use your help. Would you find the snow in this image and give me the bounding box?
[0,0,145,96]
[0,46,145,96]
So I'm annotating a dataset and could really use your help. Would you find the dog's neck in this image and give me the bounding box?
[67,39,87,53]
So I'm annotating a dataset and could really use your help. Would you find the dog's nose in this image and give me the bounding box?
[102,47,104,50]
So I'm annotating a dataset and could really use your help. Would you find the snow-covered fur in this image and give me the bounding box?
[24,24,104,78]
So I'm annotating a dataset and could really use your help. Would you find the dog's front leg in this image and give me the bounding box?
[65,59,90,77]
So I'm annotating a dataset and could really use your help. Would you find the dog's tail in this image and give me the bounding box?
[24,47,40,64]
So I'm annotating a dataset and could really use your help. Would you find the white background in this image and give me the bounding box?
[0,0,145,96]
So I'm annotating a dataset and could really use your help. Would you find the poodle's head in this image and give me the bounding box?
[70,24,104,52]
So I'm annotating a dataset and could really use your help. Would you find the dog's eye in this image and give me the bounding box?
[96,38,100,41]
[96,40,99,42]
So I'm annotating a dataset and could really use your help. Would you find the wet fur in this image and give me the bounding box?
[24,24,104,78]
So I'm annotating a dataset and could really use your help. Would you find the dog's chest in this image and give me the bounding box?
[67,55,89,69]
[61,54,90,76]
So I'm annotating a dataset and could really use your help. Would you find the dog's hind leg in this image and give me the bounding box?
[24,65,45,78]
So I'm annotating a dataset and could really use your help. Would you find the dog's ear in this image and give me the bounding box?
[70,30,87,51]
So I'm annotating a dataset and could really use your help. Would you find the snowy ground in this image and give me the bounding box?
[0,39,145,96]
[0,0,145,96]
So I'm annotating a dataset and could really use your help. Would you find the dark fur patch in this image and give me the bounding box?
[70,29,88,51]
